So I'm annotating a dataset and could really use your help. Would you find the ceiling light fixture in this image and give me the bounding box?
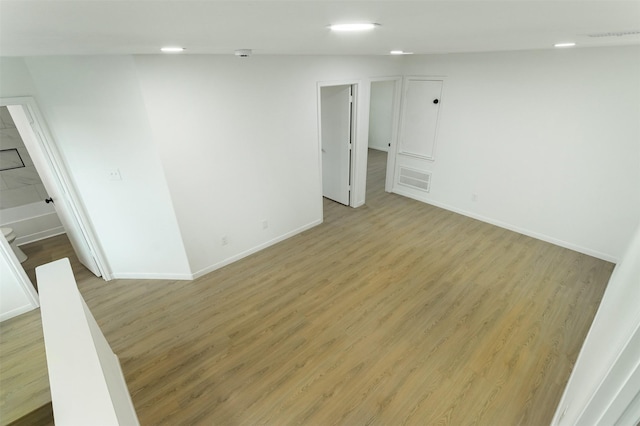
[160,46,185,53]
[329,23,378,32]
[390,50,413,55]
[554,42,576,48]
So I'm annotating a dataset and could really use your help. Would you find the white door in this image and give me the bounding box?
[321,85,352,205]
[8,105,102,277]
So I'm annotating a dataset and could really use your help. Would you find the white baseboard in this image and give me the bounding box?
[191,219,323,280]
[109,272,193,281]
[110,220,323,281]
[392,187,618,264]
[0,303,37,322]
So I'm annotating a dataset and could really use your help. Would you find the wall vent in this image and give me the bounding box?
[587,30,640,38]
[398,167,431,192]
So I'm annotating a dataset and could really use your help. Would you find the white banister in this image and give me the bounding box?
[37,258,139,425]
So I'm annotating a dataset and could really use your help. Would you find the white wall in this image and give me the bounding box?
[368,80,395,151]
[552,221,640,424]
[1,56,192,279]
[5,48,634,278]
[134,55,401,275]
[397,46,640,261]
[0,58,37,98]
[1,55,401,278]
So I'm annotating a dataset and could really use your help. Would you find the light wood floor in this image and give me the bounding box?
[0,149,613,425]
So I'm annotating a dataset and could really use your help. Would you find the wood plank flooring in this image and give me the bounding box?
[0,148,613,425]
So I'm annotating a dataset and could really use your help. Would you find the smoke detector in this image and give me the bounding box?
[234,49,252,58]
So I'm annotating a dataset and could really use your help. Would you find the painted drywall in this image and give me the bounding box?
[0,58,37,98]
[38,259,138,425]
[5,48,633,277]
[552,221,640,424]
[396,46,640,261]
[0,56,192,279]
[369,80,395,152]
[134,55,401,275]
[2,55,401,278]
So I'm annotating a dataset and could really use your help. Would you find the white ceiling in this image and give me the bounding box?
[1,1,639,56]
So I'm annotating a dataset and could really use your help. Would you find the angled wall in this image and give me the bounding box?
[133,55,401,275]
[0,56,192,279]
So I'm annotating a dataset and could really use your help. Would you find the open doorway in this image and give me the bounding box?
[319,83,357,209]
[0,106,64,282]
[367,78,401,198]
[0,106,65,287]
[0,97,107,293]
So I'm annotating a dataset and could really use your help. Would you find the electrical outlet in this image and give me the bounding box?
[221,236,228,246]
[108,169,122,181]
[262,219,269,230]
[472,193,478,202]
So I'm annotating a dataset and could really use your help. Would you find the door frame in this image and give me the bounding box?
[319,84,353,206]
[317,80,361,212]
[369,76,403,193]
[0,97,110,280]
[0,231,39,315]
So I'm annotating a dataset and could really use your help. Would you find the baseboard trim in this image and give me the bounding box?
[392,187,618,264]
[0,303,37,322]
[369,146,389,153]
[109,221,322,281]
[109,272,193,281]
[191,219,323,280]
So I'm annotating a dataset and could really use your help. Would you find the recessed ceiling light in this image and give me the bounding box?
[390,50,413,55]
[554,42,576,48]
[160,46,185,53]
[329,23,378,32]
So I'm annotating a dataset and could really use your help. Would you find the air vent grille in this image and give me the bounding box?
[398,167,431,192]
[587,30,640,38]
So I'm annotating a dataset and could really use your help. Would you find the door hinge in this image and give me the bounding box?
[348,143,352,151]
[349,95,353,103]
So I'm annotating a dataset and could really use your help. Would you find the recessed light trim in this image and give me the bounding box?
[390,50,413,55]
[161,46,185,53]
[329,23,378,32]
[554,42,576,48]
